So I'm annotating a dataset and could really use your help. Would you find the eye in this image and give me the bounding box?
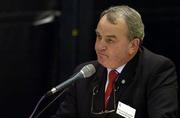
[106,38,114,43]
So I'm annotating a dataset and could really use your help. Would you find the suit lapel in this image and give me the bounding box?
[114,51,139,105]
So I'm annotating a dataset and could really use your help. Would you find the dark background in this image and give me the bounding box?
[0,0,179,117]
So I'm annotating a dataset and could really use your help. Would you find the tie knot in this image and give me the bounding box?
[109,70,119,83]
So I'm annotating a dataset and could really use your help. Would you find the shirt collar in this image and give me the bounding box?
[107,64,126,75]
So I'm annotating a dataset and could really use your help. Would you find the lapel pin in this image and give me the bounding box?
[121,79,126,84]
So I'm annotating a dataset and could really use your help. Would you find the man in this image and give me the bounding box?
[52,5,178,118]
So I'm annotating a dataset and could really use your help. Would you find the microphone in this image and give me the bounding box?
[46,64,96,96]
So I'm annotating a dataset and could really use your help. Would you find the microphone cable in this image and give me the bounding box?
[29,88,68,118]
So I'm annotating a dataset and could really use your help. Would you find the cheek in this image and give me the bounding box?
[112,46,129,59]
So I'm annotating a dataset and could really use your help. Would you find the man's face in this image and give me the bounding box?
[95,15,134,69]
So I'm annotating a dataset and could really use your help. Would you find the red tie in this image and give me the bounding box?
[105,70,119,108]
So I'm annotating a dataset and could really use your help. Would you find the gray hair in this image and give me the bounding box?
[100,5,145,42]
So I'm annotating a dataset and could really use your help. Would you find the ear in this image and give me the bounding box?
[128,38,140,55]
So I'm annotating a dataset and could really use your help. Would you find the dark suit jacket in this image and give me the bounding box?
[53,47,178,118]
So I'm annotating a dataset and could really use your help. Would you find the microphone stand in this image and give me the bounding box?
[29,88,69,118]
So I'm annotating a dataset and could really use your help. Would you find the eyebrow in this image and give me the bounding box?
[106,35,116,39]
[95,30,117,39]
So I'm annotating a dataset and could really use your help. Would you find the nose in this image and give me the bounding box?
[95,40,107,51]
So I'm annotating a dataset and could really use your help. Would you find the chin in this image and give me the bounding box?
[97,60,106,67]
[98,61,113,69]
[103,63,121,69]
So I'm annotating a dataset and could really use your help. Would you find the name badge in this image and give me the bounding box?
[116,101,136,118]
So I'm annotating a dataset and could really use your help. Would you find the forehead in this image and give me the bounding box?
[96,15,128,36]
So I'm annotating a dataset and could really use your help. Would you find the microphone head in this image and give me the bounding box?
[80,64,96,78]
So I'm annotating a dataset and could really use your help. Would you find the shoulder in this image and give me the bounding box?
[138,47,177,84]
[140,47,175,69]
